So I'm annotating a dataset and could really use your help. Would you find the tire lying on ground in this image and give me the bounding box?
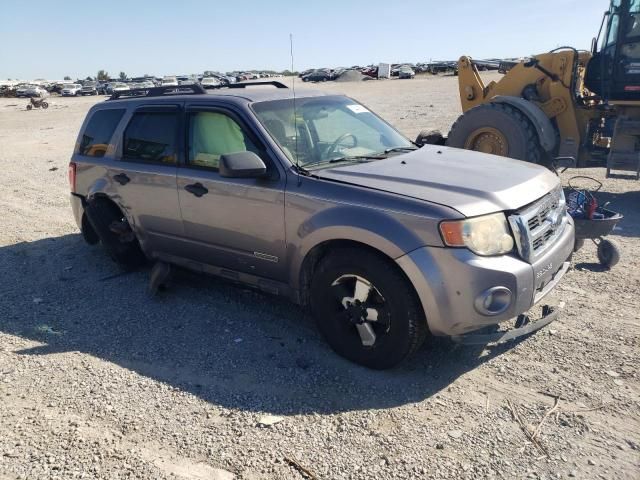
[447,102,545,164]
[310,247,428,369]
[84,198,146,269]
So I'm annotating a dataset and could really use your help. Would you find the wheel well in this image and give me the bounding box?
[298,239,419,309]
[81,212,99,245]
[82,194,125,243]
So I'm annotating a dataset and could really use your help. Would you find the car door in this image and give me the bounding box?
[108,104,184,255]
[176,104,286,281]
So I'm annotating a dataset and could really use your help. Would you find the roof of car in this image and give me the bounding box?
[101,84,331,108]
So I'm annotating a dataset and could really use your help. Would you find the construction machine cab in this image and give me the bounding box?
[585,0,640,101]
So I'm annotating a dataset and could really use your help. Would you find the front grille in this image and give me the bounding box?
[508,187,568,263]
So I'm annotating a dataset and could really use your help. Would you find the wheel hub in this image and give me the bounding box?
[464,127,508,156]
[344,300,368,325]
[331,275,385,347]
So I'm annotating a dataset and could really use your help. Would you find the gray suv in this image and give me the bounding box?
[69,83,574,369]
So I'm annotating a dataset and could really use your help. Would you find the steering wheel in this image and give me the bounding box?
[326,133,358,159]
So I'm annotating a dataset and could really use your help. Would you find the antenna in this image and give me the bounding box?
[290,33,301,184]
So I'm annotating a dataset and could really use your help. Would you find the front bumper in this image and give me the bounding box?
[396,218,574,337]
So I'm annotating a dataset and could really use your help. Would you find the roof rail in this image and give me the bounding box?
[109,84,206,100]
[228,81,288,89]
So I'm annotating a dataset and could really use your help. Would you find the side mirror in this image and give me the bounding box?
[219,151,267,178]
[591,37,598,55]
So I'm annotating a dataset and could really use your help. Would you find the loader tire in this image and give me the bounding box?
[447,103,545,165]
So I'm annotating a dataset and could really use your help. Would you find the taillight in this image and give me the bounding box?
[68,162,76,192]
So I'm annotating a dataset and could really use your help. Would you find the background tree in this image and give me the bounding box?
[119,72,127,81]
[64,76,71,80]
[96,70,109,81]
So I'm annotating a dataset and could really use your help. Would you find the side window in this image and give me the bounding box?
[188,111,259,170]
[627,0,640,38]
[606,14,620,47]
[123,111,178,164]
[78,109,125,157]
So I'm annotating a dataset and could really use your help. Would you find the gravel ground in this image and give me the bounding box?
[0,74,638,480]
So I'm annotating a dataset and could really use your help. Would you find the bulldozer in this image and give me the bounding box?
[425,0,640,179]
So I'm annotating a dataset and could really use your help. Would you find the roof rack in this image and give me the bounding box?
[109,84,206,100]
[228,81,288,89]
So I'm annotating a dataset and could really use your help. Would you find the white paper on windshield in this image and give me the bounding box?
[346,104,369,114]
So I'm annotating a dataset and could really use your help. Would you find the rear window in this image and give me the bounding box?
[78,109,125,157]
[123,112,178,164]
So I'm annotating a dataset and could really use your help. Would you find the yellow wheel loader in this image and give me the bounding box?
[421,0,640,179]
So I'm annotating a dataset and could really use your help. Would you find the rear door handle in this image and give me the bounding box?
[113,173,130,185]
[184,182,208,197]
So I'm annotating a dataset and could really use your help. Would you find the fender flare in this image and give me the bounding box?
[289,205,427,292]
[491,96,557,153]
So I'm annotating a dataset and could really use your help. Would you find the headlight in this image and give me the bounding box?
[439,212,514,256]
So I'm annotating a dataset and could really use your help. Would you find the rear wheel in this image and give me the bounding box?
[310,248,427,369]
[84,198,146,269]
[447,103,545,164]
[597,239,620,269]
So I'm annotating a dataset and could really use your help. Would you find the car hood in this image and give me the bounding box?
[314,145,559,217]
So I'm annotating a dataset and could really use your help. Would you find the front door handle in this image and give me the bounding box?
[113,173,130,185]
[184,182,208,197]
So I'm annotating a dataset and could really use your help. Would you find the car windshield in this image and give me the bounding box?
[252,96,413,168]
[63,84,74,88]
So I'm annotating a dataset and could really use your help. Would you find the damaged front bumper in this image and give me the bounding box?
[395,220,574,339]
[450,304,559,345]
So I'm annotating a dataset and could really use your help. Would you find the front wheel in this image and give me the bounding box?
[41,102,48,109]
[310,248,427,369]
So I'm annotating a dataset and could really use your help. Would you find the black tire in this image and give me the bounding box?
[26,104,32,110]
[447,102,545,165]
[84,198,146,268]
[310,248,427,369]
[416,129,445,147]
[42,102,48,109]
[597,239,620,269]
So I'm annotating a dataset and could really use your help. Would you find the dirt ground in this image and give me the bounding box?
[0,74,638,480]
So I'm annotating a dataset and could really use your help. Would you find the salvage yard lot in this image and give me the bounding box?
[0,74,638,479]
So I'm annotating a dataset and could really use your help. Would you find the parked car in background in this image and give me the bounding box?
[25,85,48,97]
[61,84,82,96]
[398,65,416,79]
[302,69,334,82]
[161,76,178,86]
[81,82,98,95]
[16,84,34,97]
[95,82,109,95]
[200,77,221,89]
[111,83,130,93]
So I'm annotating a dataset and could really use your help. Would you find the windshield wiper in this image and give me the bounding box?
[384,146,419,154]
[302,155,384,170]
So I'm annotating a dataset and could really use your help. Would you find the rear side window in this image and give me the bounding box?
[123,112,178,164]
[78,109,125,157]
